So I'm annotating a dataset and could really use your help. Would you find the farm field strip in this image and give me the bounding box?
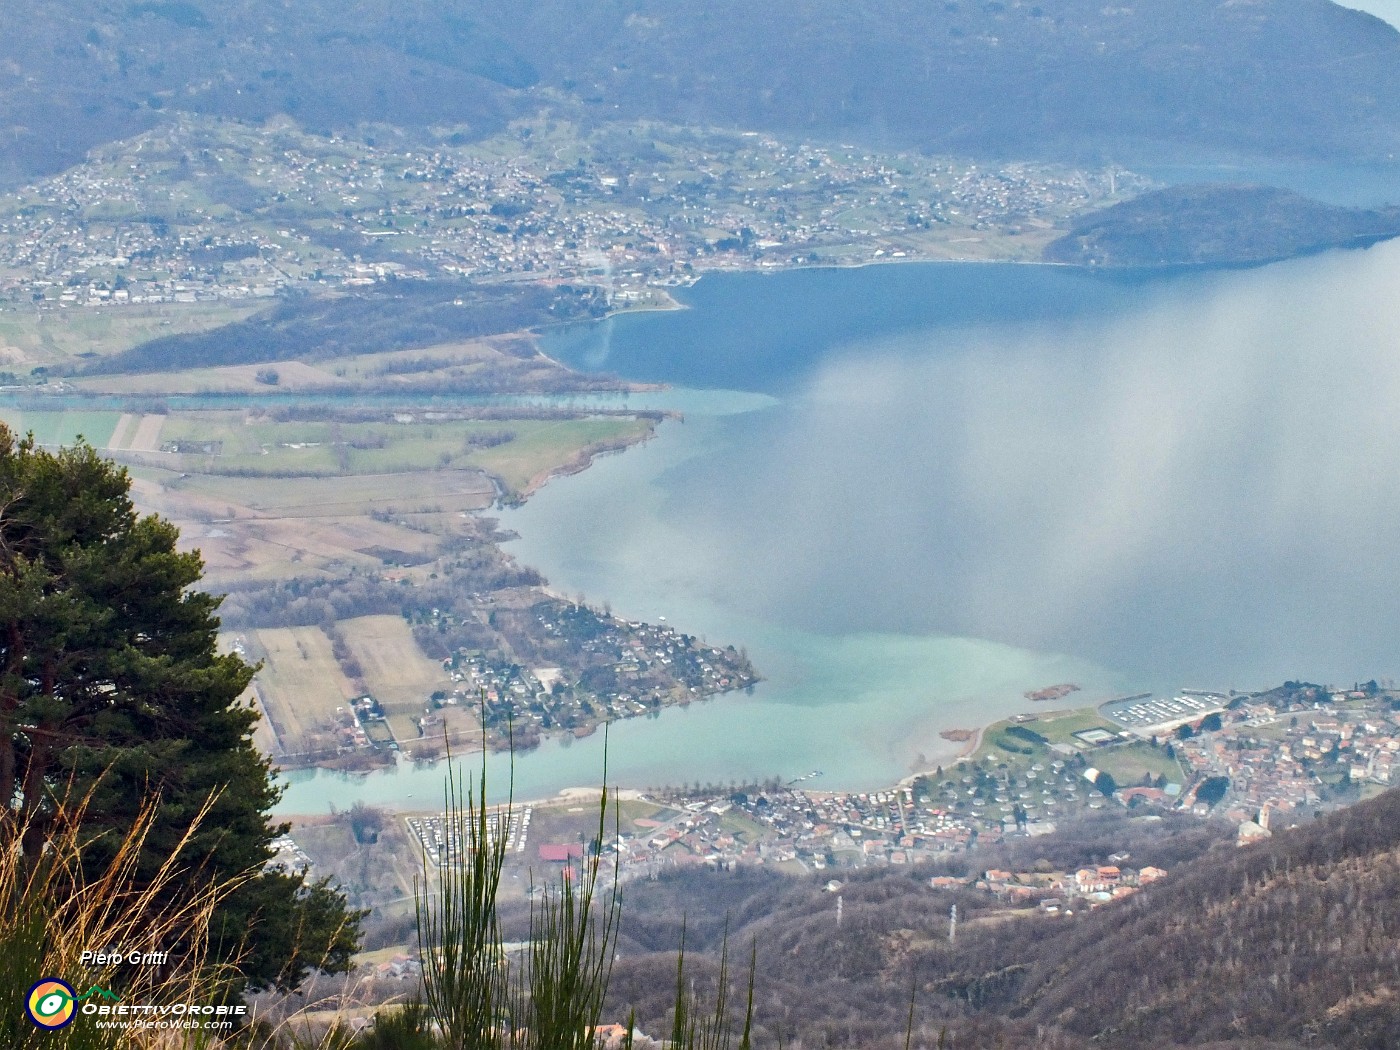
[0,408,121,448]
[129,413,166,451]
[74,360,350,395]
[107,412,138,450]
[250,626,360,754]
[338,614,451,719]
[3,407,649,509]
[175,470,496,514]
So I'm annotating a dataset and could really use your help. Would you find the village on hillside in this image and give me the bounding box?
[0,115,1144,328]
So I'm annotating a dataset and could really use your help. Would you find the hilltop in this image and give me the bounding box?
[3,0,1400,187]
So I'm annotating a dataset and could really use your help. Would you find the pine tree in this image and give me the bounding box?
[0,428,359,991]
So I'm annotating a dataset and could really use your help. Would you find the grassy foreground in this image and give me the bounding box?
[6,759,764,1050]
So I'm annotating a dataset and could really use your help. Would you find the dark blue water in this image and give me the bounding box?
[544,264,1193,394]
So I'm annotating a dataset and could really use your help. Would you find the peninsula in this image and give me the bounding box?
[1044,185,1400,268]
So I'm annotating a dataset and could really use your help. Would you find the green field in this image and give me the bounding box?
[0,301,259,368]
[975,708,1118,763]
[614,799,678,824]
[0,409,121,448]
[1092,742,1188,786]
[974,708,1125,759]
[158,413,653,494]
[718,809,771,841]
[973,707,1187,788]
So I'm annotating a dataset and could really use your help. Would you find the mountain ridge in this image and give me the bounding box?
[3,1,1400,189]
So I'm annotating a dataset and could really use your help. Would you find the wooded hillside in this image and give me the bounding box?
[598,791,1400,1048]
[3,0,1399,187]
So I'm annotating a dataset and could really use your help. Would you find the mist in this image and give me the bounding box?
[528,240,1400,690]
[685,243,1400,683]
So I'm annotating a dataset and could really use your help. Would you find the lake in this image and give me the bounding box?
[278,240,1400,810]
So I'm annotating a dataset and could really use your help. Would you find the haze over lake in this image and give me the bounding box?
[279,241,1400,810]
[535,243,1400,686]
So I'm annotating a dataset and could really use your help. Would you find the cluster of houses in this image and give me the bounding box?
[1172,688,1400,827]
[0,114,1143,318]
[966,861,1169,912]
[312,694,392,755]
[433,605,754,744]
[579,788,984,878]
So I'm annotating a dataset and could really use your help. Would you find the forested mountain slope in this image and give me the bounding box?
[918,787,1400,1047]
[2,0,1399,187]
[600,812,1235,1048]
[598,793,1400,1048]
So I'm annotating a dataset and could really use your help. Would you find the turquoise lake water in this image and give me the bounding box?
[278,239,1400,811]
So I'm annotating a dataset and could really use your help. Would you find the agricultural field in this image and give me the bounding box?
[128,414,167,450]
[219,632,281,758]
[465,417,653,495]
[246,626,361,756]
[0,408,122,448]
[172,468,497,518]
[120,460,473,587]
[68,332,586,398]
[337,614,455,742]
[73,359,351,395]
[6,404,653,534]
[151,411,654,496]
[303,336,528,384]
[0,300,259,371]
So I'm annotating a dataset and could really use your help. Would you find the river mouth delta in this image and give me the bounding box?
[273,237,1400,811]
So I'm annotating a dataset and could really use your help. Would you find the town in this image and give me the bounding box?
[284,676,1400,993]
[226,597,758,770]
[447,607,758,752]
[0,114,1146,333]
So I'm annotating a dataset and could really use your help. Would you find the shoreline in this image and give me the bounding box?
[891,725,986,794]
[514,422,665,500]
[268,248,1309,816]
